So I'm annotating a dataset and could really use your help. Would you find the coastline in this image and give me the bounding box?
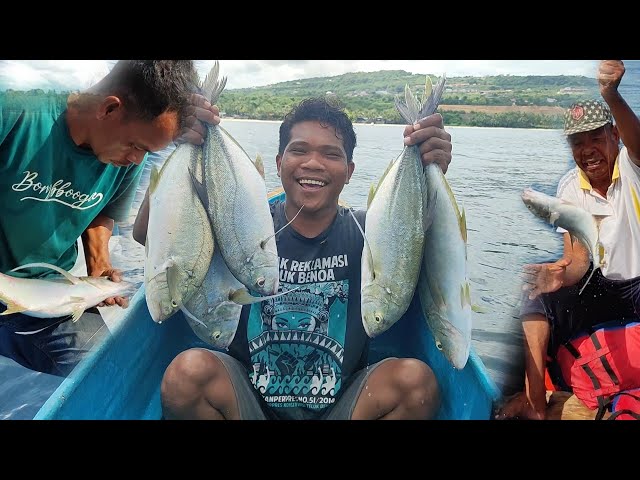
[221,117,561,132]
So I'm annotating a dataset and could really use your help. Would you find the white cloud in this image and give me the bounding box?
[0,59,601,92]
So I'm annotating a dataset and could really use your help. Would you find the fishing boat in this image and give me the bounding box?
[34,191,502,420]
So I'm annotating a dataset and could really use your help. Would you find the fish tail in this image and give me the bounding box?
[394,74,446,125]
[200,60,227,104]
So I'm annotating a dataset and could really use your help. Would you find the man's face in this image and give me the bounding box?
[92,107,179,167]
[568,124,620,186]
[276,121,355,214]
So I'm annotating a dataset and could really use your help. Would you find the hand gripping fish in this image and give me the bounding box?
[0,263,136,331]
[354,75,447,338]
[521,187,606,295]
[193,61,280,297]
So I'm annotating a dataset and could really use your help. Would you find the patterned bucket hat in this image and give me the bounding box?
[563,99,613,136]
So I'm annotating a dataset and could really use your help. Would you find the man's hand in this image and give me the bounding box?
[90,267,129,308]
[403,113,453,174]
[522,258,572,300]
[176,93,221,146]
[598,60,625,99]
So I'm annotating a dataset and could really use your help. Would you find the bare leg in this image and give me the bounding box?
[351,358,440,420]
[161,349,240,420]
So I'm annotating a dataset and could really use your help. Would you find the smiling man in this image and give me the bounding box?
[498,60,640,420]
[0,60,218,377]
[155,96,454,420]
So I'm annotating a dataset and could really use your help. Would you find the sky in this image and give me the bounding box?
[0,60,601,92]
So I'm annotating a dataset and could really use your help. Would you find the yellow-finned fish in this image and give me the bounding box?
[357,75,446,338]
[197,61,280,297]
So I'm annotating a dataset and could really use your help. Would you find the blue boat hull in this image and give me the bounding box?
[35,193,502,420]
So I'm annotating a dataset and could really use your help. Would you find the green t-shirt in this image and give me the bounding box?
[0,91,146,278]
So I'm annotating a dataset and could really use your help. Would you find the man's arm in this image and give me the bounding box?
[81,213,127,307]
[560,232,591,287]
[599,60,640,166]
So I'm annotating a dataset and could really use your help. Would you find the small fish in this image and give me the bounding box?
[184,250,300,349]
[521,187,606,294]
[1,262,136,324]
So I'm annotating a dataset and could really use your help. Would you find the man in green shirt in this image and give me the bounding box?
[0,60,219,376]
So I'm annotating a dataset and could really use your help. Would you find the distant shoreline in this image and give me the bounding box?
[222,104,564,129]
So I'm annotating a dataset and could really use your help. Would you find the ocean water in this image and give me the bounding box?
[2,60,639,419]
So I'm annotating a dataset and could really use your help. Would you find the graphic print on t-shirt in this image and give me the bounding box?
[246,279,349,410]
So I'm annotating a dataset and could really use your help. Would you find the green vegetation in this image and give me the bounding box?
[3,71,600,129]
[218,70,599,129]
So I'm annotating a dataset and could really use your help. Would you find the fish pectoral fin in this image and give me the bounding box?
[10,262,81,285]
[150,164,160,194]
[429,278,447,310]
[0,299,28,315]
[188,165,210,213]
[70,299,87,323]
[471,304,487,314]
[254,154,265,180]
[179,304,206,327]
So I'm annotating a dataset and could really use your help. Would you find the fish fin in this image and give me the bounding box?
[70,299,87,323]
[10,262,80,285]
[394,75,447,125]
[187,164,210,213]
[254,154,265,180]
[471,304,487,314]
[418,74,446,119]
[367,182,377,209]
[150,164,160,195]
[179,303,206,328]
[0,298,27,315]
[230,285,301,305]
[429,278,447,310]
[459,206,468,244]
[348,209,375,282]
[424,75,433,104]
[200,60,228,104]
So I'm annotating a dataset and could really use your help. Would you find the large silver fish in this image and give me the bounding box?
[144,97,215,323]
[521,187,605,293]
[358,76,446,338]
[197,62,279,297]
[0,262,136,323]
[417,160,472,370]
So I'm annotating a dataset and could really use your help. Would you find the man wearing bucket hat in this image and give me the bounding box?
[497,60,640,420]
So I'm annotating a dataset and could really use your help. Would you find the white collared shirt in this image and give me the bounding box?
[555,146,640,280]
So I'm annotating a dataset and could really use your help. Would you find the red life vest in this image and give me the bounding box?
[555,321,640,419]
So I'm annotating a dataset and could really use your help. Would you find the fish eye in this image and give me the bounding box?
[374,314,382,323]
[256,277,266,288]
[213,331,221,340]
[171,300,178,308]
[436,341,443,350]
